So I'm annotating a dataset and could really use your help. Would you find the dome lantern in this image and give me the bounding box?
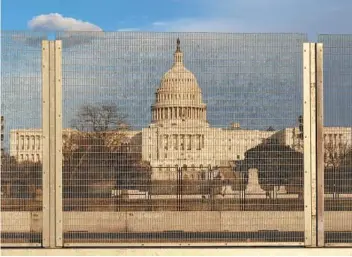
[174,38,183,66]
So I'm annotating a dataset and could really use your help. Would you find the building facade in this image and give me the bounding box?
[9,128,140,163]
[273,127,352,167]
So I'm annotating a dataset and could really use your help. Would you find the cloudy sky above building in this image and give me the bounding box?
[2,0,352,38]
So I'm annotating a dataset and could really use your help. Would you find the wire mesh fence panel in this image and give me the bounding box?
[57,32,307,245]
[0,31,46,246]
[318,35,352,245]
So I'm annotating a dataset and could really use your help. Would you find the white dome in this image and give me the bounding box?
[159,65,200,93]
[151,38,207,127]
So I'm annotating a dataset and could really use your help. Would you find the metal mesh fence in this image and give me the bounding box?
[1,31,46,246]
[56,32,307,245]
[318,34,352,245]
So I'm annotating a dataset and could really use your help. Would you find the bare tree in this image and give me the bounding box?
[324,141,351,169]
[63,103,130,197]
[71,104,129,133]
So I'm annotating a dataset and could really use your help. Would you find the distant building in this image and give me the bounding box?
[9,128,139,163]
[273,127,352,166]
[10,128,44,163]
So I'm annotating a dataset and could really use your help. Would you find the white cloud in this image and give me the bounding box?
[28,13,102,31]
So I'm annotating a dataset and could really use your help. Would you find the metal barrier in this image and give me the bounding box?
[0,31,45,247]
[318,34,352,247]
[0,31,350,249]
[55,32,308,246]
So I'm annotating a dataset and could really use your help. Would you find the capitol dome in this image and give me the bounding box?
[151,39,207,127]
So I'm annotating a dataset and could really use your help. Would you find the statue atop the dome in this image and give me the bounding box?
[176,38,181,53]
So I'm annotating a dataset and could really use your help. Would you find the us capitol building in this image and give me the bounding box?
[142,39,276,180]
[9,39,352,181]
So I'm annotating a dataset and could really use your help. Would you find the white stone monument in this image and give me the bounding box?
[245,168,266,198]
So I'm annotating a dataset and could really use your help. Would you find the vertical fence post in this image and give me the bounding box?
[316,43,324,247]
[303,43,316,247]
[55,40,63,247]
[42,40,50,248]
[42,40,63,248]
[303,42,323,247]
[310,43,317,248]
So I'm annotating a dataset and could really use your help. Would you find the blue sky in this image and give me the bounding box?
[2,0,352,39]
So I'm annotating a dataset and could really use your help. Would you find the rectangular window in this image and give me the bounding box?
[21,136,24,150]
[27,136,30,150]
[187,135,191,150]
[32,136,35,150]
[196,135,201,150]
[180,135,185,151]
[173,135,178,150]
[37,136,40,150]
